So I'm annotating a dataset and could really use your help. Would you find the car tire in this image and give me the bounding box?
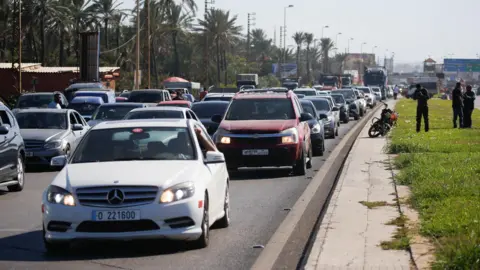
[335,128,339,137]
[360,108,364,117]
[43,227,70,254]
[8,154,25,192]
[293,148,307,176]
[354,114,360,120]
[343,117,349,124]
[191,194,209,249]
[216,183,230,228]
[313,139,325,157]
[306,146,312,169]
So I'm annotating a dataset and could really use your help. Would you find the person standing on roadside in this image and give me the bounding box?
[452,82,464,128]
[413,84,430,132]
[463,85,476,128]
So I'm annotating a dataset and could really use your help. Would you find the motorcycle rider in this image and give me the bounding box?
[412,84,429,132]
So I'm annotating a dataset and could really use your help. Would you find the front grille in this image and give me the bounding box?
[76,186,158,207]
[24,140,44,149]
[164,217,195,229]
[76,220,159,233]
[231,136,280,146]
[229,129,279,134]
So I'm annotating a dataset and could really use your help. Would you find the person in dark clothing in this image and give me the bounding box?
[451,82,464,128]
[462,85,476,128]
[172,90,184,100]
[412,84,430,132]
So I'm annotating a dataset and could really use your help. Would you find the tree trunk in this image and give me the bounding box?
[40,14,45,65]
[172,32,180,76]
[10,0,17,67]
[223,50,227,85]
[152,44,159,88]
[215,38,220,85]
[104,19,109,49]
[306,47,310,83]
[296,46,300,77]
[59,27,65,66]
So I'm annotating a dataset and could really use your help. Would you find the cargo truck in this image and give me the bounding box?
[236,74,259,89]
[281,77,300,90]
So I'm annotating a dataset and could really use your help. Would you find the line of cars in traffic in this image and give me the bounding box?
[0,83,382,253]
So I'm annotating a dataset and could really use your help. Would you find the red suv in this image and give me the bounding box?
[211,89,314,175]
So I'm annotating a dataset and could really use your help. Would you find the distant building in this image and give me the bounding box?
[423,58,436,73]
[384,57,394,74]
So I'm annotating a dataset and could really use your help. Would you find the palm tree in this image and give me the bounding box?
[165,3,192,76]
[90,0,123,49]
[304,33,313,83]
[198,9,242,84]
[320,37,334,73]
[292,32,304,77]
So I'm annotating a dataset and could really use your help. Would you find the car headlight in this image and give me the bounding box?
[311,124,321,134]
[160,182,195,203]
[46,185,76,206]
[214,129,231,144]
[280,127,299,144]
[44,140,64,149]
[323,119,331,125]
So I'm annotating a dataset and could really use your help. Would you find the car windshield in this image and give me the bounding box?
[330,95,345,104]
[92,106,139,120]
[68,103,101,115]
[320,98,334,107]
[128,91,164,103]
[192,103,229,119]
[294,90,317,96]
[301,102,316,116]
[125,110,183,119]
[335,90,355,99]
[16,112,67,129]
[75,92,108,103]
[16,95,53,108]
[120,92,130,98]
[203,96,232,102]
[225,99,295,120]
[308,99,331,112]
[157,103,190,108]
[71,127,195,163]
[358,88,371,93]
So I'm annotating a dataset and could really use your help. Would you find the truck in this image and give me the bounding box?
[363,66,388,99]
[341,74,352,87]
[319,74,342,89]
[236,74,259,89]
[281,77,300,90]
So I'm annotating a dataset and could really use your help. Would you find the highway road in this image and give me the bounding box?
[0,118,362,270]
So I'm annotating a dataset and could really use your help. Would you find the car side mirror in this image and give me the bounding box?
[205,151,225,164]
[319,114,328,120]
[0,125,9,135]
[211,114,223,124]
[300,112,314,122]
[332,106,339,111]
[72,124,83,131]
[51,155,67,167]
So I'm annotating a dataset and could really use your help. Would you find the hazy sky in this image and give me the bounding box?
[121,0,480,63]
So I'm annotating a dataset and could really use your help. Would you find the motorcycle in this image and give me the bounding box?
[368,102,398,138]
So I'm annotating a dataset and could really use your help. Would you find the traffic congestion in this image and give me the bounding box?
[0,82,394,268]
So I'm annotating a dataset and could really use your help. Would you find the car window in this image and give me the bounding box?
[71,127,196,163]
[0,110,11,127]
[301,102,316,116]
[6,110,16,127]
[308,99,331,112]
[293,97,303,114]
[191,103,229,119]
[331,95,345,104]
[128,91,165,103]
[92,106,139,120]
[294,90,317,96]
[125,110,184,119]
[16,94,53,108]
[189,111,199,121]
[186,111,192,119]
[225,99,295,120]
[194,124,213,158]
[73,112,84,125]
[16,112,68,129]
[203,96,232,102]
[69,112,78,125]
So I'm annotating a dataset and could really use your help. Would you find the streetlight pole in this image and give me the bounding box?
[283,4,293,74]
[321,25,329,38]
[18,0,22,92]
[146,0,150,88]
[360,42,366,54]
[335,32,341,55]
[135,0,140,90]
[347,38,353,53]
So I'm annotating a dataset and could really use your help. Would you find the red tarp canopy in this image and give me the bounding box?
[163,77,189,83]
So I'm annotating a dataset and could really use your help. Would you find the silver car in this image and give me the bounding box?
[356,87,377,108]
[15,109,90,167]
[309,96,341,127]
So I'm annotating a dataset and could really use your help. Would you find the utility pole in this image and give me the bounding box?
[204,0,215,87]
[247,12,255,62]
[18,0,22,92]
[273,26,276,47]
[146,0,150,88]
[135,0,140,89]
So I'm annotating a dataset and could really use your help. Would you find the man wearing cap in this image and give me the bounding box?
[451,82,464,128]
[412,84,430,132]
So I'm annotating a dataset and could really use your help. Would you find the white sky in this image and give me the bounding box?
[120,0,480,63]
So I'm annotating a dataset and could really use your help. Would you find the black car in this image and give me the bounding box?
[300,99,325,156]
[0,103,25,192]
[191,101,230,136]
[330,93,350,123]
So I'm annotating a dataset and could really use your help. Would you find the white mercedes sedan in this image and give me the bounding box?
[42,119,230,252]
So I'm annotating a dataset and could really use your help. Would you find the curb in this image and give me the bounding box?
[251,105,384,270]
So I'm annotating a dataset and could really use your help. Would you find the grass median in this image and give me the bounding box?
[388,98,480,269]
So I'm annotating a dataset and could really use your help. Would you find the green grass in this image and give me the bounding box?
[389,99,480,269]
[359,200,390,209]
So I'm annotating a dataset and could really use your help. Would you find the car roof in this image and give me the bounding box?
[16,108,69,113]
[21,92,55,96]
[159,100,191,104]
[98,103,145,107]
[294,88,316,91]
[129,106,189,112]
[92,119,190,130]
[205,93,235,97]
[75,90,111,94]
[130,89,167,93]
[71,96,104,103]
[67,83,103,89]
[193,100,230,105]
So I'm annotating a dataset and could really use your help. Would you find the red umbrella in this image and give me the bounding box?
[163,77,188,83]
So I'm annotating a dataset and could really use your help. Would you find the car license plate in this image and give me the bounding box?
[92,210,140,221]
[242,149,269,156]
[26,152,34,157]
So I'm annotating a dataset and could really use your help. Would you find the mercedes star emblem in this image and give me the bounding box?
[107,189,125,205]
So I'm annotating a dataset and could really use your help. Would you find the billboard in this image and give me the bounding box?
[343,53,376,71]
[272,63,297,78]
[444,59,480,72]
[79,31,100,82]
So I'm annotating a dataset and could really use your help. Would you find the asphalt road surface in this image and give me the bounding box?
[0,118,362,270]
